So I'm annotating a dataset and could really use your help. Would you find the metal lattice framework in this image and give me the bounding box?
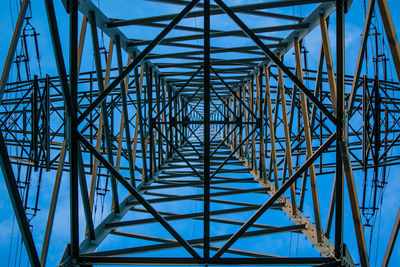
[0,0,400,266]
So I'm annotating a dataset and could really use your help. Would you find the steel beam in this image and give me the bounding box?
[377,0,400,83]
[68,0,80,263]
[0,129,40,266]
[77,132,201,259]
[204,1,211,259]
[212,132,336,259]
[382,206,400,267]
[214,0,336,125]
[0,0,29,104]
[347,0,375,115]
[77,0,200,125]
[335,0,345,260]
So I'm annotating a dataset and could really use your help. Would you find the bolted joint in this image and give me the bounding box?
[256,118,262,129]
[342,111,349,144]
[182,115,190,126]
[59,243,73,267]
[340,244,355,267]
[149,117,156,129]
[236,116,242,127]
[170,117,177,127]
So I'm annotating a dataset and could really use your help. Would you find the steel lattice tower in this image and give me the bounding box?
[0,0,400,266]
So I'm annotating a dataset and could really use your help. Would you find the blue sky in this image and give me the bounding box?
[0,0,400,266]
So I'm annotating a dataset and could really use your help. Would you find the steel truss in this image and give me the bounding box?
[1,0,400,266]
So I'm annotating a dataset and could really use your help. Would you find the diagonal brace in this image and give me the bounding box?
[212,131,337,259]
[77,131,201,259]
[77,0,200,125]
[214,0,336,125]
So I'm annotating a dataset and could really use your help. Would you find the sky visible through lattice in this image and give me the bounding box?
[0,0,399,266]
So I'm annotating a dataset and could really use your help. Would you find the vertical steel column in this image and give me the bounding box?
[239,87,243,158]
[77,16,88,72]
[162,82,167,161]
[177,97,181,146]
[233,92,238,149]
[77,145,95,240]
[347,0,375,114]
[45,75,50,171]
[89,12,120,212]
[132,65,144,182]
[40,141,66,266]
[88,40,113,210]
[335,0,345,260]
[155,73,162,169]
[249,79,256,170]
[256,72,263,178]
[263,68,279,189]
[115,37,136,187]
[203,0,210,261]
[32,75,39,171]
[44,0,76,261]
[69,0,79,262]
[319,15,337,113]
[168,84,173,158]
[173,87,178,147]
[136,65,148,182]
[294,38,322,242]
[43,0,71,116]
[243,85,250,159]
[147,65,154,181]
